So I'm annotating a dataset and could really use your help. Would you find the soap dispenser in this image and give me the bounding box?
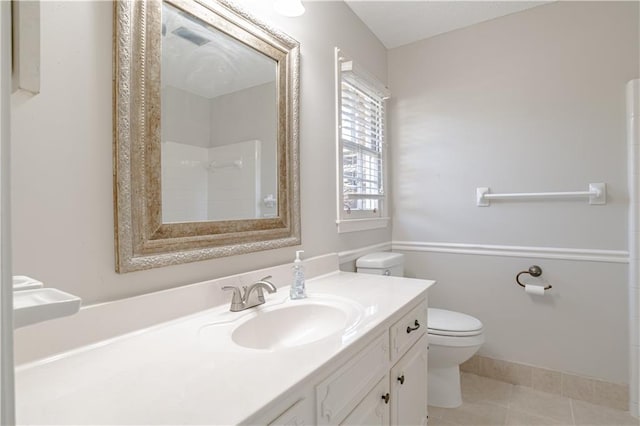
[290,250,306,299]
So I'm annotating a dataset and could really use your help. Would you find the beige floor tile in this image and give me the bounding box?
[562,374,595,402]
[461,372,513,408]
[592,380,629,411]
[442,364,637,426]
[532,367,562,395]
[460,355,480,375]
[571,400,639,426]
[509,385,574,424]
[505,408,572,426]
[429,405,446,420]
[441,401,508,426]
[480,357,532,387]
[428,416,459,426]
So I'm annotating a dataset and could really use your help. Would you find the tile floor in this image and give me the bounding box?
[428,373,639,426]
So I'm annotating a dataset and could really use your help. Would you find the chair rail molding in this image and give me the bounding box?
[392,241,629,264]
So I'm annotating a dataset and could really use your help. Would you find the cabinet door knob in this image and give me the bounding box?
[381,393,390,404]
[397,375,405,385]
[406,320,420,334]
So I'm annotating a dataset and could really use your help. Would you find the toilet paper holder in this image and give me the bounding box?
[516,265,552,290]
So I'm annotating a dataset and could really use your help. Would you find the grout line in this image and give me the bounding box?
[569,398,576,425]
[506,379,514,410]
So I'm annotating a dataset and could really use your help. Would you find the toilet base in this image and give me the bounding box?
[428,365,462,408]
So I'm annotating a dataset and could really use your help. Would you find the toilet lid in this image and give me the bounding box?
[428,308,483,336]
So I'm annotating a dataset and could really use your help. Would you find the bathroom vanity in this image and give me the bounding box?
[14,269,434,425]
[256,289,429,426]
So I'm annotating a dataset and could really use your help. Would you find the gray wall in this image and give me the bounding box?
[162,86,211,148]
[389,1,639,383]
[210,82,278,211]
[210,82,276,148]
[10,1,390,304]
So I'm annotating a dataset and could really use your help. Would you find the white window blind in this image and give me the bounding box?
[337,53,390,222]
[341,79,384,209]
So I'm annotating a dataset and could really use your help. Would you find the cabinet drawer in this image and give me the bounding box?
[390,300,427,361]
[316,332,389,425]
[340,375,389,426]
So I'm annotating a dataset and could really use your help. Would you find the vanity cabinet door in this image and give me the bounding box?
[316,332,389,425]
[390,335,428,426]
[268,396,314,426]
[340,375,390,426]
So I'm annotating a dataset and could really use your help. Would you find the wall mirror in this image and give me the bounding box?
[114,0,300,272]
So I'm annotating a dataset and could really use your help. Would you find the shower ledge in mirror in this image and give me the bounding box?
[13,281,81,328]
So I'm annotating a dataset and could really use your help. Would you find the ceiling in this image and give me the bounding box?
[162,2,276,99]
[344,1,550,49]
[161,1,552,96]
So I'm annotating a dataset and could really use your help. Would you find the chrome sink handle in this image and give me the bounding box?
[222,286,244,312]
[244,276,277,308]
[222,277,277,312]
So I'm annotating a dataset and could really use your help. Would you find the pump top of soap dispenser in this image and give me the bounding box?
[295,250,304,263]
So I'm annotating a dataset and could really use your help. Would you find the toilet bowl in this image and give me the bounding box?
[427,308,484,408]
[355,252,485,409]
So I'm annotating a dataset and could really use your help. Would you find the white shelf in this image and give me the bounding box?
[12,275,43,291]
[14,288,82,328]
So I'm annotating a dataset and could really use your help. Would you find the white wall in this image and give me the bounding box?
[627,79,640,416]
[389,1,639,384]
[161,141,209,223]
[207,140,261,220]
[0,1,15,422]
[10,1,389,305]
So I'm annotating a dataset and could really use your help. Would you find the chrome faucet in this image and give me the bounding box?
[222,276,277,312]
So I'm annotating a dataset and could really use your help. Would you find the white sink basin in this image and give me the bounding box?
[229,296,363,350]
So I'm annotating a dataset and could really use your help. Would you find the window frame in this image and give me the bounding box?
[335,48,391,233]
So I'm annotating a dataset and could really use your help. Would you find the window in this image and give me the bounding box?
[335,48,390,233]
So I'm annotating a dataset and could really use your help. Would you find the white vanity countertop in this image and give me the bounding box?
[15,271,434,425]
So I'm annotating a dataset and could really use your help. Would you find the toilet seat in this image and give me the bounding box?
[428,331,485,347]
[428,308,483,337]
[429,329,483,337]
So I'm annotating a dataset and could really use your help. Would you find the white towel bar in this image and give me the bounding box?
[476,183,606,206]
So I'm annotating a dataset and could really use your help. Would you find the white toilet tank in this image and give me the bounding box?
[356,252,404,276]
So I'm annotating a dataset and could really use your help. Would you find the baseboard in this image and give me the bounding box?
[461,355,629,412]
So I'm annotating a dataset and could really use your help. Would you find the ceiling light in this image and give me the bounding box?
[274,0,305,17]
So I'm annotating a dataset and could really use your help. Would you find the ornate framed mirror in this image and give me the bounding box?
[113,0,300,272]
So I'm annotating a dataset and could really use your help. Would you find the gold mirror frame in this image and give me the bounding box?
[113,0,300,273]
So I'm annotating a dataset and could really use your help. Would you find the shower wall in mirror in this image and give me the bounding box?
[161,1,278,222]
[113,0,300,272]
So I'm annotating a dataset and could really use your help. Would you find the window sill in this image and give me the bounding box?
[336,217,390,234]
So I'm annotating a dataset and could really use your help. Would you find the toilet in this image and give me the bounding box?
[356,252,485,409]
[426,308,484,408]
